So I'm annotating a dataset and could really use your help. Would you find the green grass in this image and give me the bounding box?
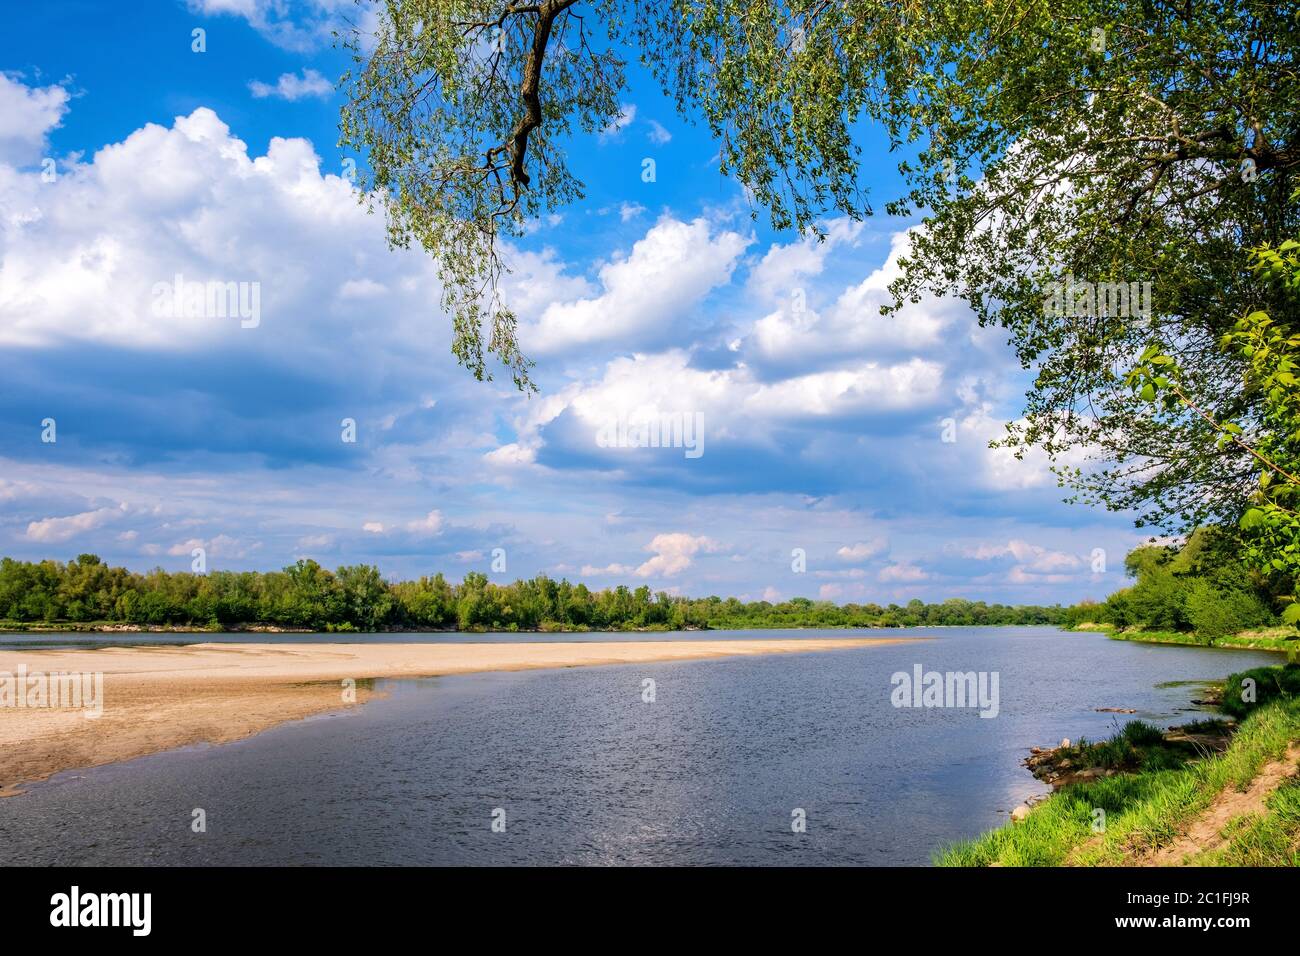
[1080,622,1300,654]
[935,687,1300,866]
[1069,720,1191,773]
[1220,663,1300,720]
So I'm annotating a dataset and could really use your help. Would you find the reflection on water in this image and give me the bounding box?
[0,627,1280,866]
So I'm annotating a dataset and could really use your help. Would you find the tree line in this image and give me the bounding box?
[1065,529,1285,641]
[0,554,1066,632]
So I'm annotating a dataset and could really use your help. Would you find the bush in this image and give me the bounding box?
[1120,720,1166,747]
[1221,664,1300,720]
[1182,580,1274,643]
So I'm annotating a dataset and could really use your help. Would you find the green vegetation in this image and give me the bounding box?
[936,672,1300,866]
[0,554,1066,633]
[1070,720,1192,774]
[1221,663,1300,720]
[1066,529,1291,647]
[1126,194,1300,608]
[1097,627,1299,654]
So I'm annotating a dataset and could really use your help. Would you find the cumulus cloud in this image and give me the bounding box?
[167,533,259,559]
[524,217,750,353]
[0,106,426,351]
[742,227,979,375]
[0,73,70,166]
[879,561,927,583]
[188,0,368,52]
[837,539,887,561]
[25,505,125,543]
[581,562,635,577]
[599,103,636,140]
[634,532,720,578]
[961,539,1083,583]
[248,68,333,101]
[405,510,444,535]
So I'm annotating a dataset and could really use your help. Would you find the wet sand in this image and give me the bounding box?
[0,637,910,796]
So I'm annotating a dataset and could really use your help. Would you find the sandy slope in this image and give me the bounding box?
[0,637,908,796]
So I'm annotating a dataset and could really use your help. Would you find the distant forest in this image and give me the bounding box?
[0,554,1067,632]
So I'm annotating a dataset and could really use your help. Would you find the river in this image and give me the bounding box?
[0,626,1280,865]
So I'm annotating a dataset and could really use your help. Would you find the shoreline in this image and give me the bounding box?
[0,636,913,797]
[1068,622,1299,655]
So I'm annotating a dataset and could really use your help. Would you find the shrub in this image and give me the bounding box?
[1221,664,1300,720]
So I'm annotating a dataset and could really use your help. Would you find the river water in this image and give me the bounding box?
[0,626,1280,865]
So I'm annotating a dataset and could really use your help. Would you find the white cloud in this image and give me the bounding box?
[744,227,970,367]
[746,218,863,302]
[963,539,1082,575]
[0,73,70,166]
[166,533,259,559]
[338,278,386,298]
[524,217,750,353]
[0,106,447,364]
[581,562,635,576]
[188,0,368,52]
[497,347,946,467]
[957,405,1092,492]
[879,561,927,583]
[836,539,887,561]
[635,532,720,577]
[405,510,443,535]
[645,119,672,145]
[25,506,124,543]
[600,103,636,140]
[248,68,333,101]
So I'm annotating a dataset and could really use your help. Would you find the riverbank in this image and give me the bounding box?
[938,663,1300,866]
[0,636,909,797]
[1071,621,1299,654]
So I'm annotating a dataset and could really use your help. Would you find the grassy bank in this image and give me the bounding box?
[1072,621,1300,654]
[937,664,1300,866]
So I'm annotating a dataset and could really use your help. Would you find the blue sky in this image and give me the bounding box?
[0,1,1146,605]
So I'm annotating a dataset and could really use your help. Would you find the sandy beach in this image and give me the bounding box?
[0,637,910,796]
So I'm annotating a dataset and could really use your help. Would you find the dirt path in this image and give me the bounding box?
[1146,743,1300,865]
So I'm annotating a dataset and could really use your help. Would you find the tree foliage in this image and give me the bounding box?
[0,555,1065,631]
[1070,532,1279,642]
[1128,194,1300,614]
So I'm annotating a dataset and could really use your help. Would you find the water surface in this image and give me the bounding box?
[0,627,1279,865]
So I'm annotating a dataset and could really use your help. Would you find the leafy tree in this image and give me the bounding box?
[337,564,396,631]
[1128,196,1300,618]
[341,4,1298,546]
